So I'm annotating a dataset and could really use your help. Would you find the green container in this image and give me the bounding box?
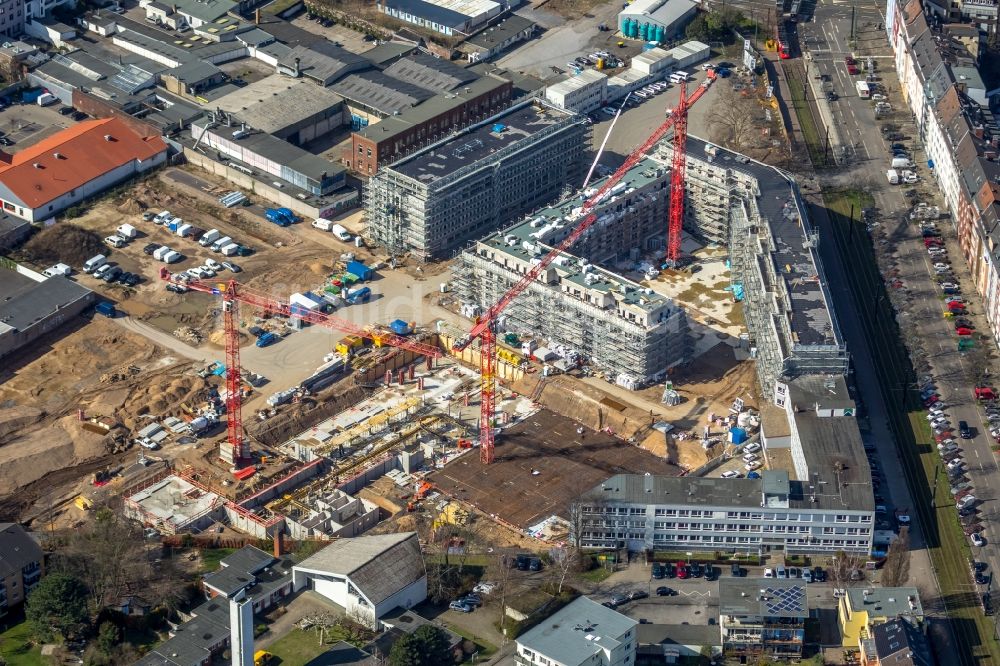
[343,272,360,284]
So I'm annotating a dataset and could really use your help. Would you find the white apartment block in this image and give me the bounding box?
[515,596,638,666]
[578,469,874,555]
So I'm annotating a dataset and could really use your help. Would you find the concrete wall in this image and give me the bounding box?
[0,278,95,360]
[183,148,358,218]
[238,460,326,510]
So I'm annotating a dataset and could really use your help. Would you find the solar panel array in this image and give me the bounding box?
[764,586,804,616]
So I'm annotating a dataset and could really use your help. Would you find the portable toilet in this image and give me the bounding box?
[729,427,748,445]
[596,57,605,69]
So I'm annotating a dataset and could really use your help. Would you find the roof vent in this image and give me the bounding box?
[53,152,63,159]
[104,134,114,141]
[32,162,41,169]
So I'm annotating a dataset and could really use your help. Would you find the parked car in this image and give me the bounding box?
[720,470,740,478]
[449,601,473,612]
[960,420,973,439]
[656,586,676,596]
[629,590,648,601]
[972,532,986,547]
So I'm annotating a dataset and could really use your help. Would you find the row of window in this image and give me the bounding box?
[584,506,872,522]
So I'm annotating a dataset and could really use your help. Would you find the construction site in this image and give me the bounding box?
[0,69,852,558]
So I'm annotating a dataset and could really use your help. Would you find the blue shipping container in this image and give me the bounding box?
[95,301,116,318]
[389,319,411,335]
[345,260,373,281]
[346,287,371,304]
[256,332,279,347]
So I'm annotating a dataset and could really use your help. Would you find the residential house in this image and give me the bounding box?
[862,618,935,666]
[0,523,43,618]
[839,587,924,648]
[719,578,807,661]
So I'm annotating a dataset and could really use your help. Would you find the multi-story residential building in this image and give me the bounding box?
[515,596,638,666]
[578,467,874,555]
[839,587,924,648]
[0,523,44,617]
[365,99,588,259]
[862,619,935,666]
[661,138,849,398]
[455,155,690,386]
[888,0,1000,351]
[719,578,807,661]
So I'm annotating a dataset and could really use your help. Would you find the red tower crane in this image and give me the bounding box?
[160,268,443,468]
[666,81,690,264]
[454,83,708,464]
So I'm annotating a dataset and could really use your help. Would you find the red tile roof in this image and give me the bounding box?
[0,117,167,209]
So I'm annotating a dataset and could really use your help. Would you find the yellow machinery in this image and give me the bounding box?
[254,651,272,666]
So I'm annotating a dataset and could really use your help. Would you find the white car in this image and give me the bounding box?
[744,443,761,453]
[946,459,965,470]
[602,107,617,116]
[928,248,947,257]
[635,91,648,98]
[720,470,740,479]
[903,173,918,183]
[205,258,221,270]
[742,453,759,463]
[941,282,960,290]
[199,266,217,278]
[104,235,126,248]
[745,460,762,471]
[972,532,986,547]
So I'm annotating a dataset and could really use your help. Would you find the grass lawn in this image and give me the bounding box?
[198,547,236,573]
[783,64,828,167]
[267,627,338,666]
[444,622,498,660]
[579,566,614,583]
[0,620,45,666]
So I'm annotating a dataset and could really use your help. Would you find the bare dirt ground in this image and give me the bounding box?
[0,314,221,519]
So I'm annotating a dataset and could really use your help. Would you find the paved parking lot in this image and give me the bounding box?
[0,102,76,153]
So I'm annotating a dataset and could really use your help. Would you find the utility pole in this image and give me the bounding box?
[850,3,856,41]
[824,126,831,165]
[848,204,855,243]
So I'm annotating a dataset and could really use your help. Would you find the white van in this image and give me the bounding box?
[211,236,232,252]
[331,224,352,242]
[43,263,72,277]
[313,219,334,231]
[83,254,107,273]
[199,229,221,246]
[162,250,182,264]
[219,242,240,256]
[117,223,137,239]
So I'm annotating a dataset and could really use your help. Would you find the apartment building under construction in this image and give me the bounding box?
[365,99,589,260]
[454,156,690,388]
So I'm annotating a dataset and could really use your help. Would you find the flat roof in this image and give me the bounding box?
[205,123,346,179]
[213,76,344,134]
[846,587,923,617]
[465,14,535,48]
[0,272,92,333]
[332,70,434,115]
[172,0,237,23]
[719,578,808,618]
[587,469,871,513]
[388,99,576,182]
[127,475,220,528]
[547,69,607,96]
[518,597,637,663]
[382,0,499,27]
[165,59,222,84]
[687,135,841,348]
[382,52,478,93]
[475,156,674,315]
[364,41,418,66]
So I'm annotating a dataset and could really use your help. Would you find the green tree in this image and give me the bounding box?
[685,14,709,40]
[25,573,90,641]
[388,625,454,666]
[96,622,120,655]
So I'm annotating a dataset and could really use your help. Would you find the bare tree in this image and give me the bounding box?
[881,527,911,587]
[487,550,517,642]
[828,550,869,588]
[548,546,579,595]
[705,84,761,153]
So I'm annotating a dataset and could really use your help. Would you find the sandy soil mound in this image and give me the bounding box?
[21,224,105,266]
[0,406,44,444]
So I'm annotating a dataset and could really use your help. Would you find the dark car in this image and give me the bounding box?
[102,266,123,283]
[0,137,14,146]
[664,563,676,578]
[960,420,973,439]
[123,273,140,287]
[651,563,664,579]
[826,91,838,101]
[655,586,675,596]
[975,561,989,573]
[165,283,187,294]
[704,566,718,581]
[515,554,530,570]
[58,106,74,115]
[116,271,132,285]
[528,558,542,572]
[731,563,744,577]
[977,572,990,585]
[813,567,827,582]
[690,563,703,578]
[72,111,87,121]
[143,242,162,255]
[629,590,648,601]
